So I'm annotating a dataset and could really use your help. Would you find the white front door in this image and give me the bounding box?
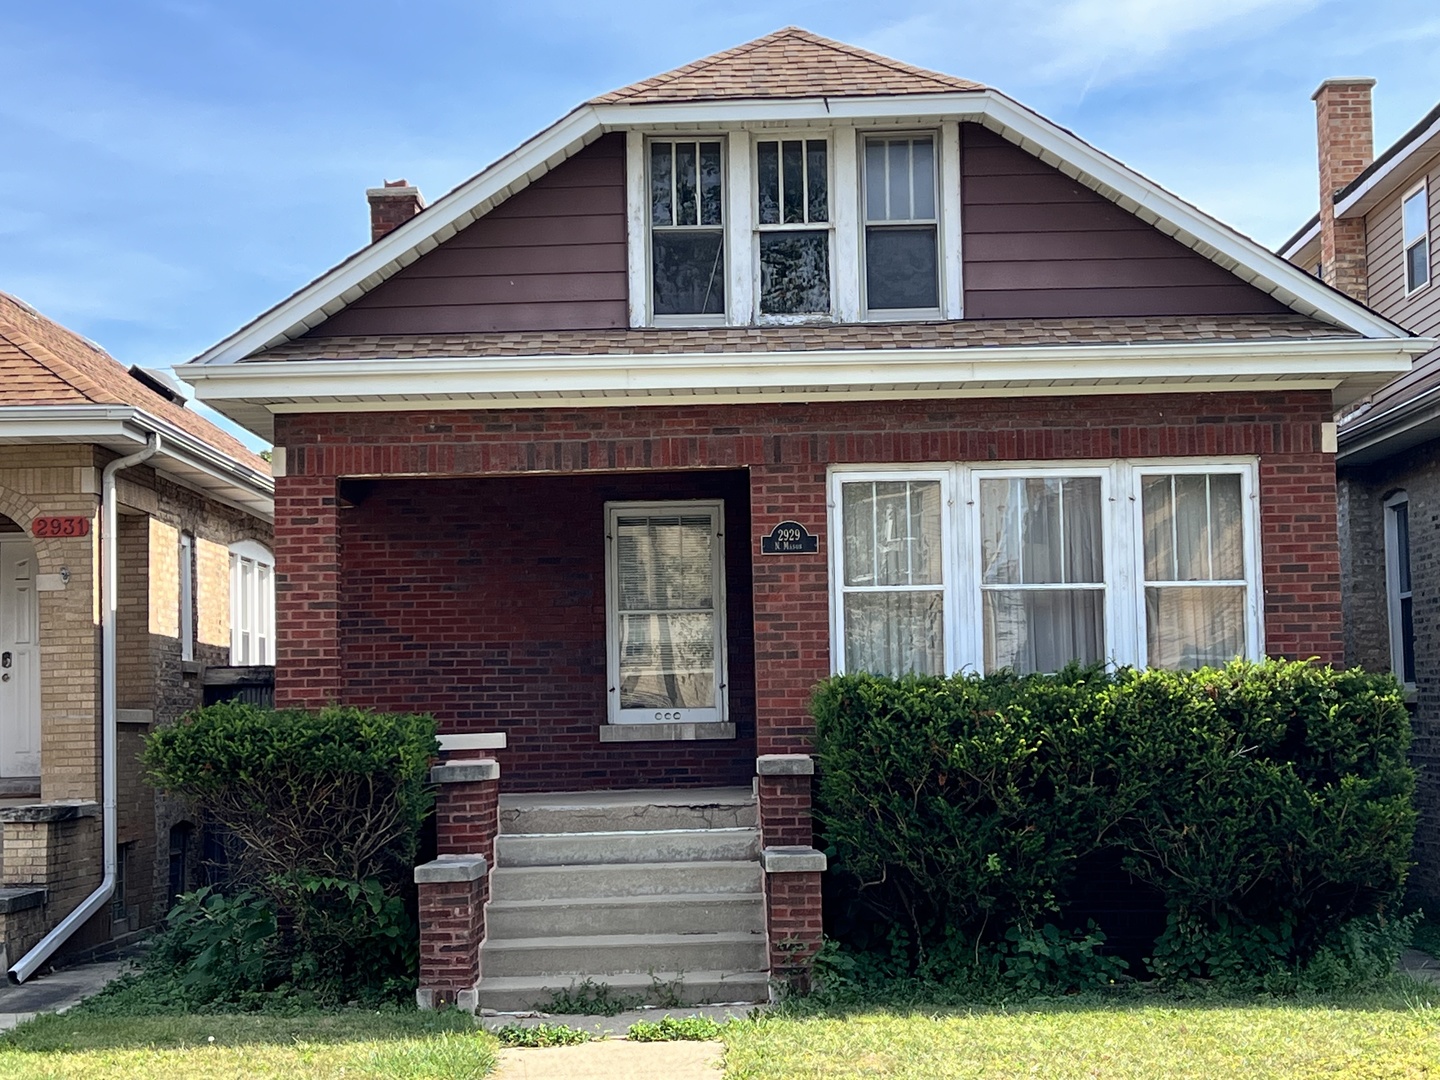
[0,538,41,776]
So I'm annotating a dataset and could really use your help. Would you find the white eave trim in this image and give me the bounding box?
[0,405,274,520]
[1334,111,1440,219]
[1280,221,1320,263]
[186,91,1410,370]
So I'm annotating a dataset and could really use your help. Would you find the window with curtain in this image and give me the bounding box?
[649,139,725,318]
[863,134,940,313]
[980,476,1105,674]
[756,138,831,315]
[608,504,725,723]
[1385,494,1416,687]
[837,478,946,675]
[1140,472,1248,669]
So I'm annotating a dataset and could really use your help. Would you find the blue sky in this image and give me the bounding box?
[3,0,1438,448]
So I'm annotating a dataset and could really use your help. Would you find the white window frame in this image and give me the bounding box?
[752,131,835,324]
[604,500,728,725]
[179,532,194,662]
[859,129,945,322]
[229,540,275,666]
[643,135,729,327]
[1130,462,1264,671]
[828,459,1262,675]
[1384,491,1416,691]
[1404,180,1431,296]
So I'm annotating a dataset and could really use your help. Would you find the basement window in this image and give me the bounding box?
[649,139,726,320]
[1404,182,1430,294]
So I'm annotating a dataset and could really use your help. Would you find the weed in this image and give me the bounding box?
[536,978,640,1016]
[492,1023,592,1047]
[627,1015,724,1041]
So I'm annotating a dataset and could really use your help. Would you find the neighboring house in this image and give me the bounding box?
[1281,82,1440,909]
[179,29,1428,1008]
[0,292,274,977]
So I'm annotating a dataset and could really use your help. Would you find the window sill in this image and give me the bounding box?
[598,722,736,743]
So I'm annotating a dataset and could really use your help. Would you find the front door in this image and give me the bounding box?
[0,537,41,776]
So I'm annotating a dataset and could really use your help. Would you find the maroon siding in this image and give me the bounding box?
[961,124,1290,319]
[338,470,756,792]
[313,134,628,336]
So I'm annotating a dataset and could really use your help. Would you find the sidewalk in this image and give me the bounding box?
[493,1039,723,1079]
[0,954,134,1031]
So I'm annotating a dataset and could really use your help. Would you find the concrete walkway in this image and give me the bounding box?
[1400,948,1440,985]
[493,1039,723,1079]
[0,955,133,1031]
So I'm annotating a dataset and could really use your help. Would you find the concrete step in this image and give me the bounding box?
[495,827,759,868]
[481,931,768,979]
[490,860,763,901]
[486,892,765,939]
[474,969,770,1012]
[499,787,757,835]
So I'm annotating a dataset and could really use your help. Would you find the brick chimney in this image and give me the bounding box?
[367,179,426,243]
[1313,78,1375,301]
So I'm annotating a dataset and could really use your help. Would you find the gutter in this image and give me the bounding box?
[8,434,160,983]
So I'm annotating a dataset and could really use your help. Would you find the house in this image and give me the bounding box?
[178,29,1428,1008]
[0,292,274,979]
[1282,81,1440,910]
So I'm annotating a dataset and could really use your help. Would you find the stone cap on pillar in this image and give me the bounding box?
[0,801,100,823]
[761,846,827,873]
[430,759,500,784]
[437,732,507,755]
[414,854,489,884]
[757,753,814,776]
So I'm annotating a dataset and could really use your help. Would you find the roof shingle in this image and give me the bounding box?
[591,27,984,105]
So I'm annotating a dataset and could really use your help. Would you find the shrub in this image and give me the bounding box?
[814,660,1415,990]
[143,703,438,1001]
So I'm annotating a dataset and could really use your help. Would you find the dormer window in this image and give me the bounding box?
[649,139,726,319]
[756,138,831,317]
[863,135,940,314]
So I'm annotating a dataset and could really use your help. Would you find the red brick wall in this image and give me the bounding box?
[274,391,1343,767]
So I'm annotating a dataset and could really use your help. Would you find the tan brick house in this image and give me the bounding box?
[0,291,273,977]
[180,29,1430,1008]
[1283,82,1440,908]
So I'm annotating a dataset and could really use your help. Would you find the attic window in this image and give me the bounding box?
[1404,182,1430,294]
[649,140,725,319]
[756,138,831,317]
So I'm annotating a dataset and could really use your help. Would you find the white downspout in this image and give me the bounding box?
[8,433,160,984]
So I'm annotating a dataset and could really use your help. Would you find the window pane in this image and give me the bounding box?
[866,225,939,310]
[619,611,716,709]
[1141,475,1174,581]
[887,141,911,220]
[1401,595,1416,684]
[1063,477,1104,583]
[1174,474,1211,580]
[757,141,780,225]
[616,515,714,610]
[1408,238,1430,291]
[911,137,935,220]
[760,232,830,314]
[842,480,942,587]
[844,591,944,675]
[807,140,828,222]
[1145,586,1246,669]
[980,477,1100,586]
[699,142,723,226]
[984,589,1104,674]
[653,231,725,316]
[650,143,672,226]
[1395,502,1412,592]
[1405,189,1428,244]
[782,140,805,224]
[1209,474,1244,579]
[864,141,887,220]
[675,142,698,227]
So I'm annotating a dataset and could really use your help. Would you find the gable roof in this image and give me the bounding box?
[591,26,983,104]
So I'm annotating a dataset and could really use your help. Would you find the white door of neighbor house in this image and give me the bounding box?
[0,538,41,776]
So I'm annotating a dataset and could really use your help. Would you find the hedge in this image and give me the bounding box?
[813,661,1416,989]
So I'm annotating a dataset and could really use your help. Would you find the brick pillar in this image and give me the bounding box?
[415,734,504,1011]
[1313,78,1375,301]
[757,753,825,997]
[274,474,340,708]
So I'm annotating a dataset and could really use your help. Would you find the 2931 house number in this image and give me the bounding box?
[31,516,91,538]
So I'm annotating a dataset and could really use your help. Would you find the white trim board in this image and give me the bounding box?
[183,90,1409,370]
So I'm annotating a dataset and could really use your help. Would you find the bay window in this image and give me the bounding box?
[831,461,1261,675]
[606,502,727,724]
[649,139,726,319]
[756,138,831,316]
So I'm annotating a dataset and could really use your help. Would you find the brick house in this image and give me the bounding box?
[180,29,1428,1008]
[1282,82,1440,907]
[0,292,273,978]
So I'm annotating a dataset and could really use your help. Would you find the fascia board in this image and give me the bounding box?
[1279,222,1321,262]
[1334,114,1440,218]
[592,92,989,127]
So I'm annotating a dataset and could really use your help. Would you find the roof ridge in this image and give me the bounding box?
[595,27,791,103]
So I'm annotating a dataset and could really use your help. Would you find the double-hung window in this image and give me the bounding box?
[179,532,195,662]
[831,461,1260,676]
[756,138,831,316]
[649,139,725,319]
[229,541,275,665]
[1404,182,1430,294]
[863,135,940,314]
[1385,492,1416,689]
[606,503,726,724]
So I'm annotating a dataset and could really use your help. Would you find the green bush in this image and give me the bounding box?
[143,703,438,1002]
[813,660,1415,991]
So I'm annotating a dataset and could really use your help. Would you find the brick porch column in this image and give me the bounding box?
[757,753,825,996]
[415,733,505,1011]
[274,473,341,708]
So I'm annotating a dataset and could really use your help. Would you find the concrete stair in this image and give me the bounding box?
[477,787,769,1012]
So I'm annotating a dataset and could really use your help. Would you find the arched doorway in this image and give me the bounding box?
[0,515,40,777]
